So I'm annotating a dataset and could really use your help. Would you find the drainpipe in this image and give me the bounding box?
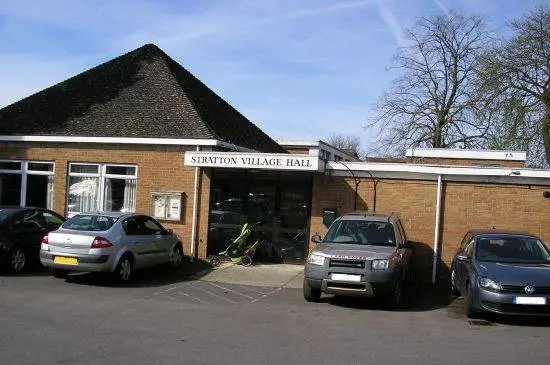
[190,145,201,261]
[432,174,443,284]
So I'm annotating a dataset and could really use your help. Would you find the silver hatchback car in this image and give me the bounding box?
[40,212,184,282]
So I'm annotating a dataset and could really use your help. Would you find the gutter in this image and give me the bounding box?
[432,174,443,284]
[190,145,201,261]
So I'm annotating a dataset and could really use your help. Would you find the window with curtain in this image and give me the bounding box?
[67,163,137,216]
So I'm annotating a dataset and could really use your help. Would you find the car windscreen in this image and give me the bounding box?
[323,220,396,246]
[476,236,550,264]
[62,215,119,231]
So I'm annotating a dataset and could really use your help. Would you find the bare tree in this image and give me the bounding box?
[368,12,493,155]
[327,134,363,158]
[479,5,550,167]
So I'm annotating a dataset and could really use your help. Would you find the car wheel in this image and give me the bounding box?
[241,255,253,267]
[386,279,403,309]
[115,255,133,283]
[303,280,321,302]
[466,283,481,318]
[451,269,461,296]
[9,247,27,273]
[49,268,69,279]
[209,256,221,267]
[169,244,184,268]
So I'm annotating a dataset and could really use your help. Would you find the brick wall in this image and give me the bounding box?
[284,147,311,155]
[407,157,524,168]
[310,173,550,281]
[0,142,211,258]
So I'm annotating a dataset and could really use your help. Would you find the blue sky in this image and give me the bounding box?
[0,0,544,149]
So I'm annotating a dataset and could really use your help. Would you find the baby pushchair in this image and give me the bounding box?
[209,222,264,267]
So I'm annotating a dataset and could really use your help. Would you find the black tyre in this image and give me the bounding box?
[303,280,321,302]
[209,256,221,267]
[169,244,184,268]
[466,283,481,318]
[114,255,133,283]
[8,247,27,273]
[386,279,403,309]
[49,268,69,279]
[450,269,461,296]
[241,255,253,267]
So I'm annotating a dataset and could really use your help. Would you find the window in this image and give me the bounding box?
[476,236,550,263]
[0,160,55,208]
[150,191,183,221]
[319,149,331,161]
[67,163,137,216]
[464,240,475,258]
[141,217,164,235]
[13,210,47,230]
[323,220,396,246]
[43,211,64,229]
[62,214,119,231]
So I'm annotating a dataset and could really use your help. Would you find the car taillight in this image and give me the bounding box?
[41,234,49,245]
[91,236,113,249]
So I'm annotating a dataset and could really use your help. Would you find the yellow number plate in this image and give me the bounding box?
[54,256,78,265]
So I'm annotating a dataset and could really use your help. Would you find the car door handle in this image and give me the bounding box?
[133,241,138,244]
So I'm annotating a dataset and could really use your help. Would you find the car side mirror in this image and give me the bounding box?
[311,233,322,244]
[398,240,414,249]
[456,254,470,262]
[165,228,174,235]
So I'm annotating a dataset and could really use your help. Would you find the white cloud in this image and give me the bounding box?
[434,0,451,15]
[377,3,406,46]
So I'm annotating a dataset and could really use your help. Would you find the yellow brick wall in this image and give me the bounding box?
[310,174,550,280]
[0,141,211,258]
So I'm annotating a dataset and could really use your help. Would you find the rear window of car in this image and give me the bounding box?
[62,215,118,231]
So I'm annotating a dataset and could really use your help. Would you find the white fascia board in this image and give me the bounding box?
[405,148,527,161]
[277,140,320,148]
[327,161,550,184]
[0,135,255,151]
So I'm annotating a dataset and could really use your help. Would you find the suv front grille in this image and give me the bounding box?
[329,259,366,269]
[500,285,550,295]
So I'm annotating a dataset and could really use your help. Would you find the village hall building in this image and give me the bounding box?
[2,44,550,283]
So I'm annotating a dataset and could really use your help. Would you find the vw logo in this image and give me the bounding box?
[524,285,535,295]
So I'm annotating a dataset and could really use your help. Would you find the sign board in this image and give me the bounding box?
[150,191,183,221]
[184,152,323,172]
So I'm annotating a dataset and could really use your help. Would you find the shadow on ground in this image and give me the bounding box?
[445,296,550,327]
[1,262,51,277]
[62,258,214,288]
[321,281,453,312]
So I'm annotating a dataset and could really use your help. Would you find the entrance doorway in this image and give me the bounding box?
[208,169,312,263]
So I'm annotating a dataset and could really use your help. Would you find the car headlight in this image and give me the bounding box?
[372,259,389,269]
[478,277,502,291]
[306,253,325,266]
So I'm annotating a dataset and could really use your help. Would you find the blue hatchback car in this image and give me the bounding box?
[451,230,550,317]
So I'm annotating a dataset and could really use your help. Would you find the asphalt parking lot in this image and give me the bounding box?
[1,265,550,365]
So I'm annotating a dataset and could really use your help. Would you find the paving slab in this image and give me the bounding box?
[199,262,304,288]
